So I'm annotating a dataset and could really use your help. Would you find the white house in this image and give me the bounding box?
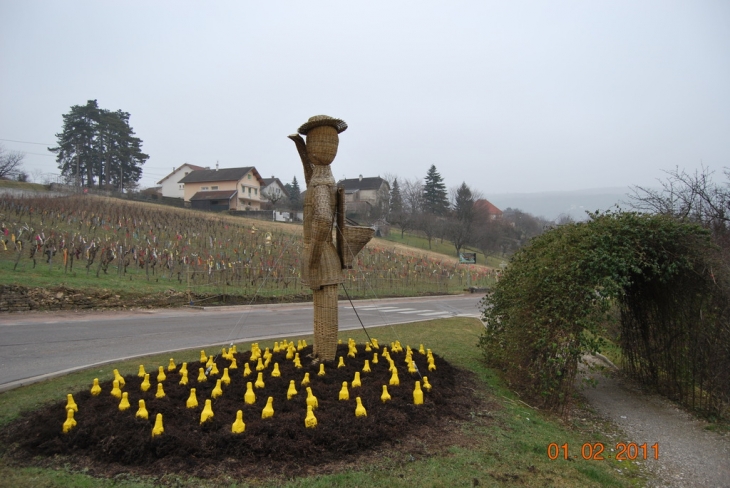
[156,163,206,199]
[260,177,290,206]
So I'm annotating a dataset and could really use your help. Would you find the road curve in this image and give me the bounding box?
[0,294,485,391]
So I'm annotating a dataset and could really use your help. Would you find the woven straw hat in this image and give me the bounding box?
[298,115,348,135]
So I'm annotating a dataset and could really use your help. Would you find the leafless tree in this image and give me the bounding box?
[0,144,26,179]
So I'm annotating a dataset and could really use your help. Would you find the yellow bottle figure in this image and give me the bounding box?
[211,379,223,399]
[287,380,298,400]
[255,372,265,389]
[428,357,436,371]
[119,392,131,411]
[137,365,146,377]
[140,373,151,392]
[286,346,294,360]
[261,397,274,419]
[136,399,148,419]
[365,342,372,352]
[90,378,102,396]
[256,357,265,371]
[113,369,125,387]
[301,372,311,386]
[244,382,256,404]
[339,381,349,401]
[206,355,214,369]
[355,397,367,417]
[304,405,317,428]
[210,362,220,376]
[179,370,189,386]
[352,372,362,388]
[408,360,418,374]
[111,380,122,399]
[243,363,252,377]
[413,381,424,405]
[157,366,166,382]
[419,344,426,355]
[152,413,164,437]
[187,388,198,408]
[273,341,280,353]
[200,350,207,363]
[155,383,166,399]
[306,387,318,410]
[362,360,371,373]
[381,385,392,403]
[65,393,78,412]
[168,358,177,372]
[229,357,238,370]
[422,376,432,392]
[63,409,77,433]
[293,355,303,369]
[372,353,379,364]
[180,362,188,375]
[232,410,245,434]
[200,399,214,423]
[371,338,379,349]
[318,363,326,376]
[221,368,231,385]
[197,368,207,383]
[337,356,346,368]
[389,369,400,386]
[271,363,281,377]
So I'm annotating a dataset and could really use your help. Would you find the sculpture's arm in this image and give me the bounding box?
[288,134,313,186]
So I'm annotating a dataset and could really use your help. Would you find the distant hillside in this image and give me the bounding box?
[489,187,633,221]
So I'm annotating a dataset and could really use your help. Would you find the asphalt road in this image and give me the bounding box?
[0,294,485,391]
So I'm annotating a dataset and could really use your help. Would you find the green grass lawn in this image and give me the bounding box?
[377,232,506,269]
[0,318,649,487]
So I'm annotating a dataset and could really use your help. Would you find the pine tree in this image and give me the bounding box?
[389,178,403,216]
[422,165,449,215]
[288,176,302,210]
[454,182,474,223]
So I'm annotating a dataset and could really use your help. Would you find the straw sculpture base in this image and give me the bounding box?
[312,284,339,361]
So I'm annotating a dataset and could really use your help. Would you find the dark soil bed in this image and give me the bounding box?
[1,341,484,481]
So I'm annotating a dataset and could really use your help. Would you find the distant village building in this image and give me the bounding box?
[474,199,503,220]
[260,177,290,206]
[156,163,206,199]
[336,175,390,220]
[178,165,265,211]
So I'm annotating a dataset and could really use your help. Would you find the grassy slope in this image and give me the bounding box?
[0,318,647,487]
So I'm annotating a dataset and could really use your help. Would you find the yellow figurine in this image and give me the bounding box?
[136,399,148,419]
[337,356,346,368]
[371,338,379,349]
[243,363,252,377]
[180,362,188,375]
[318,363,326,376]
[137,365,146,377]
[301,372,311,387]
[365,342,372,352]
[90,378,102,396]
[141,373,151,392]
[419,344,426,355]
[256,357,265,371]
[152,413,164,437]
[352,372,362,388]
[273,341,280,353]
[287,380,298,400]
[187,388,198,408]
[206,356,214,369]
[304,405,317,428]
[113,369,125,387]
[211,379,223,399]
[119,392,131,411]
[293,355,302,369]
[221,368,231,385]
[423,376,432,392]
[244,382,256,404]
[286,346,294,360]
[210,362,220,376]
[306,387,318,410]
[111,380,122,399]
[62,409,77,433]
[389,369,400,386]
[372,353,379,364]
[408,360,418,374]
[65,393,78,412]
[232,410,245,434]
[200,399,214,423]
[157,366,166,382]
[381,385,392,403]
[200,350,207,363]
[413,381,424,405]
[255,372,265,389]
[261,397,274,419]
[271,363,281,377]
[197,368,207,382]
[155,383,166,399]
[179,370,189,386]
[362,360,371,373]
[168,358,177,372]
[428,357,436,372]
[355,397,367,417]
[229,357,238,370]
[339,381,349,401]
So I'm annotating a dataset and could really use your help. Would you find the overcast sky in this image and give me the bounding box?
[1,1,728,195]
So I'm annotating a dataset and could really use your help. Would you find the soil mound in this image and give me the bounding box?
[2,342,481,479]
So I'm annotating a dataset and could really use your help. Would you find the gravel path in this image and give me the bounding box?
[581,368,730,487]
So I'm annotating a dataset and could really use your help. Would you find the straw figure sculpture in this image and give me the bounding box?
[289,115,374,362]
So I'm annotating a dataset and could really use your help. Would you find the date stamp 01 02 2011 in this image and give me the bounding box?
[547,442,659,461]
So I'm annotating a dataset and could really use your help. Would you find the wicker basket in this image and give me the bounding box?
[339,225,374,268]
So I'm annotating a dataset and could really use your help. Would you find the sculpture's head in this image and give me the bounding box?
[298,115,347,166]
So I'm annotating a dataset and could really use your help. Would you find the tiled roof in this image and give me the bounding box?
[156,163,207,184]
[179,167,263,185]
[190,190,237,201]
[474,199,503,215]
[337,177,389,192]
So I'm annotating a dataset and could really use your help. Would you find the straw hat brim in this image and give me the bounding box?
[298,116,348,135]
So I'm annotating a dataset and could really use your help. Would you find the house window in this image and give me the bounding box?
[179,184,183,189]
[247,174,251,180]
[248,187,251,195]
[254,188,258,195]
[201,186,209,190]
[211,186,218,190]
[241,184,245,192]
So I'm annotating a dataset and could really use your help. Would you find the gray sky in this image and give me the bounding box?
[1,1,728,195]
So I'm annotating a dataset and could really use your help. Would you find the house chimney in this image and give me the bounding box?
[359,174,363,181]
[216,161,219,171]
